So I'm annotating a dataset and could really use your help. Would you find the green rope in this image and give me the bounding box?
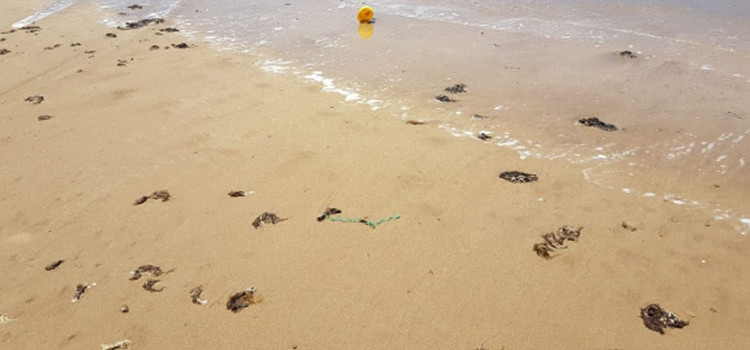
[328,213,401,229]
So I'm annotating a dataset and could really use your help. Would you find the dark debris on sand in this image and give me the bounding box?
[106,33,117,38]
[142,279,164,292]
[0,48,11,55]
[478,131,492,141]
[499,171,538,183]
[160,27,179,33]
[44,259,64,271]
[127,4,143,10]
[252,212,286,228]
[533,226,583,259]
[25,95,44,104]
[171,43,189,49]
[149,45,160,50]
[133,190,170,205]
[317,207,342,222]
[640,304,689,334]
[129,264,168,280]
[435,95,456,103]
[70,42,81,47]
[37,115,53,121]
[43,44,60,50]
[578,117,618,131]
[226,287,258,312]
[619,50,637,59]
[227,190,249,197]
[406,120,425,125]
[444,83,466,93]
[190,285,207,305]
[118,18,165,30]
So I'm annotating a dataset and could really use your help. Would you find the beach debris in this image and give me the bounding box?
[578,117,618,131]
[499,171,538,183]
[129,264,169,280]
[70,42,81,47]
[357,6,374,23]
[619,50,637,59]
[317,207,342,222]
[149,45,159,50]
[160,27,179,33]
[406,120,425,125]
[105,33,117,38]
[117,59,129,67]
[44,259,65,271]
[37,115,53,121]
[471,114,489,120]
[72,282,96,303]
[444,83,466,93]
[327,213,401,229]
[621,221,639,232]
[228,190,252,197]
[226,287,258,312]
[435,95,456,103]
[0,30,13,34]
[120,305,129,313]
[43,44,60,50]
[640,304,689,334]
[0,49,10,55]
[142,279,164,292]
[0,314,14,324]
[25,95,44,104]
[17,25,42,34]
[533,226,583,259]
[133,190,171,205]
[478,131,492,141]
[0,38,4,42]
[252,212,286,229]
[127,4,143,10]
[84,50,96,54]
[190,285,208,305]
[118,18,165,30]
[171,43,189,49]
[101,339,132,350]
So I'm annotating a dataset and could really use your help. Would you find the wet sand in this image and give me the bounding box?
[1,2,750,349]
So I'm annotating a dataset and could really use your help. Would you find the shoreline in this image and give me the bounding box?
[2,2,750,349]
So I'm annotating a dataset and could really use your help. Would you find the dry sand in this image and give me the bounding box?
[1,2,750,349]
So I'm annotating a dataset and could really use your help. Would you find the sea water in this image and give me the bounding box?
[11,0,750,233]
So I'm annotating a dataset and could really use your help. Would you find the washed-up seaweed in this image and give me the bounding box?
[317,207,342,222]
[190,285,207,305]
[171,43,189,49]
[499,171,538,183]
[142,279,164,292]
[105,33,117,38]
[118,18,165,30]
[0,49,10,55]
[640,304,689,334]
[43,44,60,50]
[25,95,44,104]
[533,226,583,259]
[149,45,159,50]
[435,95,456,103]
[471,114,489,120]
[127,4,143,10]
[38,115,53,121]
[226,287,258,312]
[252,212,286,228]
[619,50,637,58]
[129,264,168,280]
[45,259,64,271]
[578,117,618,131]
[160,27,179,32]
[70,42,81,47]
[478,131,492,141]
[405,120,425,125]
[444,83,466,94]
[101,339,132,350]
[133,190,170,205]
[72,282,96,303]
[19,26,42,33]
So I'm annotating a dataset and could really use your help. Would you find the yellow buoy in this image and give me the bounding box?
[357,6,374,23]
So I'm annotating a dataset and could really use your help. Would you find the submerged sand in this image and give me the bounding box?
[1,2,750,349]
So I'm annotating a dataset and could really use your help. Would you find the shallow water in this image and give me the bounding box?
[11,0,750,233]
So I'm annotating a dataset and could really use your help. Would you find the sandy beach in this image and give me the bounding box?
[2,1,750,349]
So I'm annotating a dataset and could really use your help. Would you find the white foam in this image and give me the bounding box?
[13,0,78,28]
[622,188,633,194]
[643,192,656,197]
[740,218,750,235]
